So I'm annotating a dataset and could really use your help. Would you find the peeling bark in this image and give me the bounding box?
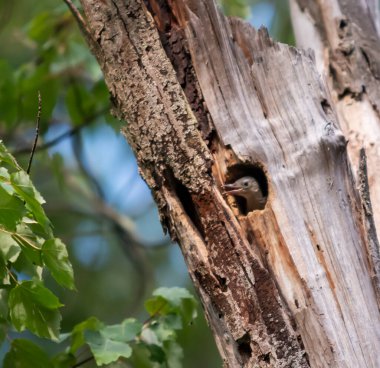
[75,0,380,366]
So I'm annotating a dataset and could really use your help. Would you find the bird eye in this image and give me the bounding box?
[243,181,249,187]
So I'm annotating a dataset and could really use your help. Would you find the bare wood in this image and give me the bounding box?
[74,0,380,366]
[290,0,380,251]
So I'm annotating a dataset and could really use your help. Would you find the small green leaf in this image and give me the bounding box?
[140,316,178,348]
[0,167,11,182]
[0,186,25,230]
[145,343,166,364]
[70,316,102,354]
[85,330,133,365]
[12,227,42,266]
[103,318,142,342]
[42,238,75,290]
[4,339,51,368]
[10,172,52,235]
[27,12,56,43]
[164,340,183,368]
[0,141,21,170]
[141,327,160,346]
[145,287,197,325]
[9,280,62,340]
[145,295,169,317]
[0,231,21,263]
[156,315,181,341]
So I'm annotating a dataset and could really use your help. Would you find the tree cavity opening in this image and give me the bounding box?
[224,163,268,215]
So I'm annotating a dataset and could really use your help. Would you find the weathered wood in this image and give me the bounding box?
[290,1,380,294]
[75,0,380,366]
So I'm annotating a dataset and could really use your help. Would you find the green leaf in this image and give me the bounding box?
[9,280,62,340]
[145,343,166,364]
[140,316,178,349]
[42,238,75,290]
[85,330,133,365]
[0,167,11,182]
[10,172,52,235]
[70,318,141,365]
[27,12,56,43]
[4,339,51,368]
[140,326,160,346]
[145,287,197,325]
[157,315,182,339]
[12,226,42,266]
[70,316,102,354]
[0,231,21,263]
[0,186,25,230]
[0,142,21,171]
[164,340,183,368]
[103,318,142,342]
[140,331,183,367]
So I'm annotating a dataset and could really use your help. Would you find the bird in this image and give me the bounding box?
[223,176,266,212]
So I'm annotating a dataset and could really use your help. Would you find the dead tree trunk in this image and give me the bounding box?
[290,0,380,232]
[72,0,380,366]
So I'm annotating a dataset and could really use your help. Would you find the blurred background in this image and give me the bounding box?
[0,0,293,366]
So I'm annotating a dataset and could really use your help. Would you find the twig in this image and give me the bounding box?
[63,0,90,37]
[6,266,19,285]
[26,92,41,174]
[63,0,99,53]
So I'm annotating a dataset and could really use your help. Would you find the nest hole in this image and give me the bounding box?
[225,163,268,215]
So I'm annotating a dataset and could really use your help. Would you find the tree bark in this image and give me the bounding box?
[74,0,380,366]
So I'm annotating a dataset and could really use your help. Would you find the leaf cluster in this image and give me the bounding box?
[0,142,75,342]
[5,287,197,367]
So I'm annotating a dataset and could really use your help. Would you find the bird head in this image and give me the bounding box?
[223,176,260,198]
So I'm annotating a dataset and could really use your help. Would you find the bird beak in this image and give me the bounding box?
[223,183,243,195]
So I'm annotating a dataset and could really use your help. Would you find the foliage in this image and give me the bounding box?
[4,288,197,367]
[0,144,198,366]
[0,141,73,341]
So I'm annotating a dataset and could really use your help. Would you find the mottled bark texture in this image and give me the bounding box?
[76,0,380,367]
